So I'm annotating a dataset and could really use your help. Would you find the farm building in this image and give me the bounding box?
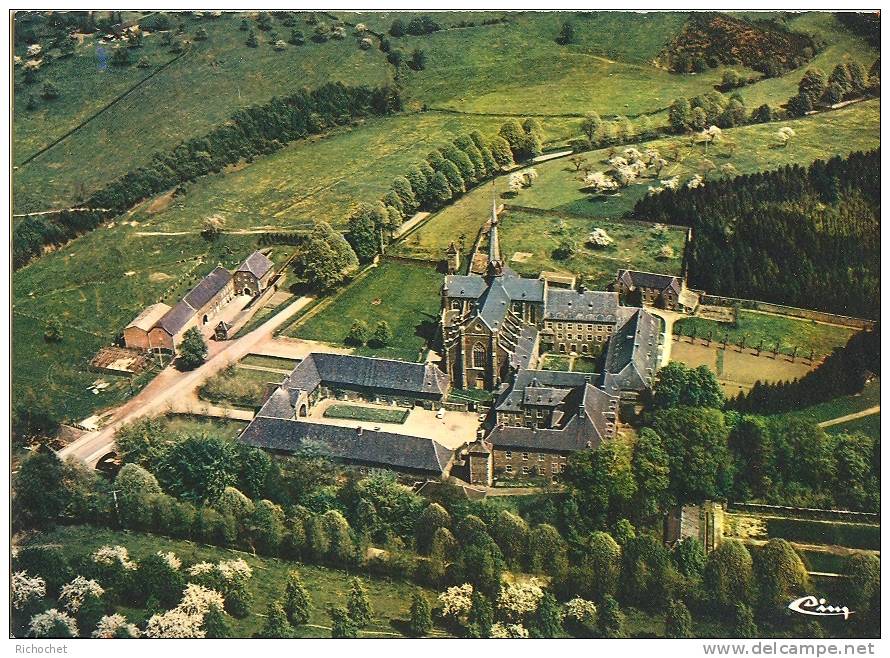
[123,303,171,350]
[124,265,235,352]
[234,250,275,297]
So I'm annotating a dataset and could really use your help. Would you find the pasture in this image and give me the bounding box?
[12,227,272,423]
[13,11,393,211]
[393,99,880,264]
[673,310,858,360]
[287,261,442,362]
[499,210,686,289]
[21,525,447,639]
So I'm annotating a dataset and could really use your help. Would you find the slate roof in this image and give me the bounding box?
[156,300,198,336]
[239,416,453,476]
[477,277,513,329]
[257,387,296,419]
[487,383,617,452]
[503,275,545,302]
[602,308,660,392]
[509,326,538,371]
[495,369,594,412]
[237,251,274,279]
[545,289,619,322]
[443,275,488,299]
[184,266,232,310]
[617,269,681,294]
[284,353,449,398]
[126,303,171,332]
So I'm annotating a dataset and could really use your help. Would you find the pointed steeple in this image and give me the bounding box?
[488,187,501,269]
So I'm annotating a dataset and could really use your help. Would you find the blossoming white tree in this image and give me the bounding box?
[776,126,796,147]
[583,171,619,194]
[157,551,182,571]
[563,598,597,629]
[59,576,104,613]
[92,614,141,639]
[497,579,544,623]
[92,545,136,571]
[587,227,614,248]
[490,622,529,638]
[437,583,473,625]
[12,571,46,611]
[686,174,704,189]
[28,609,79,638]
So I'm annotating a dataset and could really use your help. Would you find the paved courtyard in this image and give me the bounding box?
[307,397,480,450]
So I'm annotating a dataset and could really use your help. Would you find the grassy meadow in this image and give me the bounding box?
[673,310,858,360]
[394,99,879,265]
[13,11,393,211]
[287,261,442,362]
[21,525,447,638]
[772,379,880,425]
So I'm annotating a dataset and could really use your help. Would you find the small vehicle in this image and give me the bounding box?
[436,408,445,419]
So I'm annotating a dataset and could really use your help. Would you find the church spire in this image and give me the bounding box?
[488,187,501,267]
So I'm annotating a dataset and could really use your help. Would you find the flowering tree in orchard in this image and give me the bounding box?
[28,609,79,638]
[437,583,474,625]
[490,622,529,638]
[497,579,544,624]
[58,576,104,613]
[92,614,141,638]
[12,571,46,611]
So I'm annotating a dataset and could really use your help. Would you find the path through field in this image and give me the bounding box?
[817,405,881,428]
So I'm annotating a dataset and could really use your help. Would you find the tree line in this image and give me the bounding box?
[786,60,879,117]
[631,150,880,318]
[344,118,542,264]
[13,82,403,269]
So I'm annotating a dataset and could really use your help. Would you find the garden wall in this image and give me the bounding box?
[699,295,876,330]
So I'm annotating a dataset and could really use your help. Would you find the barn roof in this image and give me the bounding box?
[237,251,274,279]
[126,303,171,332]
[239,416,453,476]
[183,266,232,311]
[617,269,681,294]
[155,301,197,336]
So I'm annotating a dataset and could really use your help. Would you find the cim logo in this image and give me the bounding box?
[788,596,853,620]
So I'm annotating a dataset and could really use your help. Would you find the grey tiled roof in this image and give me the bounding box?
[495,369,594,412]
[603,308,660,393]
[183,266,232,310]
[156,300,197,336]
[237,251,274,279]
[488,382,617,452]
[285,353,449,398]
[257,387,295,419]
[545,289,619,321]
[503,276,545,302]
[239,416,453,476]
[522,386,573,407]
[443,275,488,299]
[477,278,512,330]
[509,326,538,370]
[617,269,681,294]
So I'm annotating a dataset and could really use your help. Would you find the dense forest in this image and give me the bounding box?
[632,150,880,318]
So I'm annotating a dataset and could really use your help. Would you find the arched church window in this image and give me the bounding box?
[472,343,486,368]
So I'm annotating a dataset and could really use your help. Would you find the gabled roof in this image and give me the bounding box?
[603,308,660,392]
[443,274,489,299]
[503,275,545,303]
[183,266,232,311]
[545,289,619,322]
[126,303,171,332]
[495,369,594,412]
[617,269,681,294]
[477,278,512,330]
[239,416,453,476]
[488,381,617,452]
[237,251,274,279]
[155,300,197,336]
[284,353,449,398]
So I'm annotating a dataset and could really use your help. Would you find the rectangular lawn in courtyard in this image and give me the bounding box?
[288,261,443,362]
[323,404,410,424]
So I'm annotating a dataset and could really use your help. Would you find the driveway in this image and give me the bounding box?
[646,307,682,367]
[58,295,315,466]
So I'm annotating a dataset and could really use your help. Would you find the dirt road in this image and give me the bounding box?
[817,406,880,428]
[58,295,314,467]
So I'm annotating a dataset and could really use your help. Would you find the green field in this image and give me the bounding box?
[155,414,250,441]
[323,404,410,424]
[129,113,510,235]
[538,354,600,374]
[12,228,270,423]
[288,261,443,362]
[500,211,686,288]
[200,366,282,408]
[393,99,880,265]
[21,525,446,638]
[13,11,393,212]
[775,379,880,424]
[239,353,300,371]
[674,310,857,360]
[825,412,881,442]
